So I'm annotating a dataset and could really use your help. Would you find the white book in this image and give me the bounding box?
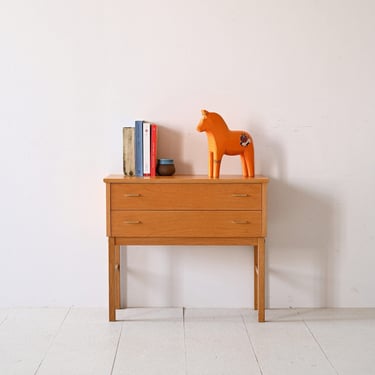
[143,122,151,176]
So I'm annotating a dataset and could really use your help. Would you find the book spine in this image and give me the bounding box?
[135,120,143,176]
[122,126,135,176]
[143,122,151,176]
[150,124,158,177]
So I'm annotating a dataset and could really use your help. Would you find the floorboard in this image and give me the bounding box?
[185,308,261,375]
[242,309,337,375]
[36,307,122,375]
[112,308,185,375]
[0,308,69,375]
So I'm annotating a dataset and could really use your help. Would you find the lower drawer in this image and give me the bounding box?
[111,211,262,237]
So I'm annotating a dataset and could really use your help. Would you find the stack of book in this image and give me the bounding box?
[122,121,158,177]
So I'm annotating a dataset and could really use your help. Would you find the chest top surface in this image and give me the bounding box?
[104,175,269,184]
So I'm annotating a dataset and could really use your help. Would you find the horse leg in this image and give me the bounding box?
[208,151,214,177]
[213,153,222,178]
[240,154,248,177]
[213,159,221,178]
[245,145,255,177]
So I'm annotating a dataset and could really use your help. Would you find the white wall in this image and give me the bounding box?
[1,0,374,308]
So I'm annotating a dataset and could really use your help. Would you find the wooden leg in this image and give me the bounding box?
[257,238,265,322]
[253,244,258,310]
[108,237,121,321]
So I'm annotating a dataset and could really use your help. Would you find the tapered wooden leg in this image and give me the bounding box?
[257,238,265,322]
[108,237,121,321]
[253,244,258,310]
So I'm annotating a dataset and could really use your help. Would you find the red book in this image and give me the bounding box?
[150,124,158,176]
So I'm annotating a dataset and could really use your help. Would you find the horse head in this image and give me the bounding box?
[196,109,228,133]
[196,109,209,132]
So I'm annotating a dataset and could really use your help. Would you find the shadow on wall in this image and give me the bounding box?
[267,180,339,307]
[257,131,339,308]
[157,125,194,174]
[121,245,254,308]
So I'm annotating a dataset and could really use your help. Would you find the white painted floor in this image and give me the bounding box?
[0,308,374,375]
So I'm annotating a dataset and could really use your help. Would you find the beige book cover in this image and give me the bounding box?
[123,126,135,176]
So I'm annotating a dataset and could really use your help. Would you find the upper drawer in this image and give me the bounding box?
[110,183,262,210]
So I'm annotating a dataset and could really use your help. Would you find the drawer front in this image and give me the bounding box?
[111,211,262,237]
[111,184,262,210]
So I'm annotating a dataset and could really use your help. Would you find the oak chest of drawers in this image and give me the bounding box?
[104,175,269,322]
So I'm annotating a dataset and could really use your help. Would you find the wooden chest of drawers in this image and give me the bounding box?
[104,175,269,322]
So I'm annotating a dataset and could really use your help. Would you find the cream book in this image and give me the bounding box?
[122,126,135,176]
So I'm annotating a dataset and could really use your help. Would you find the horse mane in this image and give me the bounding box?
[207,111,229,131]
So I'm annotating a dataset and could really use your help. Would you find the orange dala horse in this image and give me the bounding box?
[196,109,254,178]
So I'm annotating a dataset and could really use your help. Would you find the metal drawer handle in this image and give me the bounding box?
[124,193,141,197]
[232,220,249,224]
[123,220,141,224]
[232,193,249,197]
